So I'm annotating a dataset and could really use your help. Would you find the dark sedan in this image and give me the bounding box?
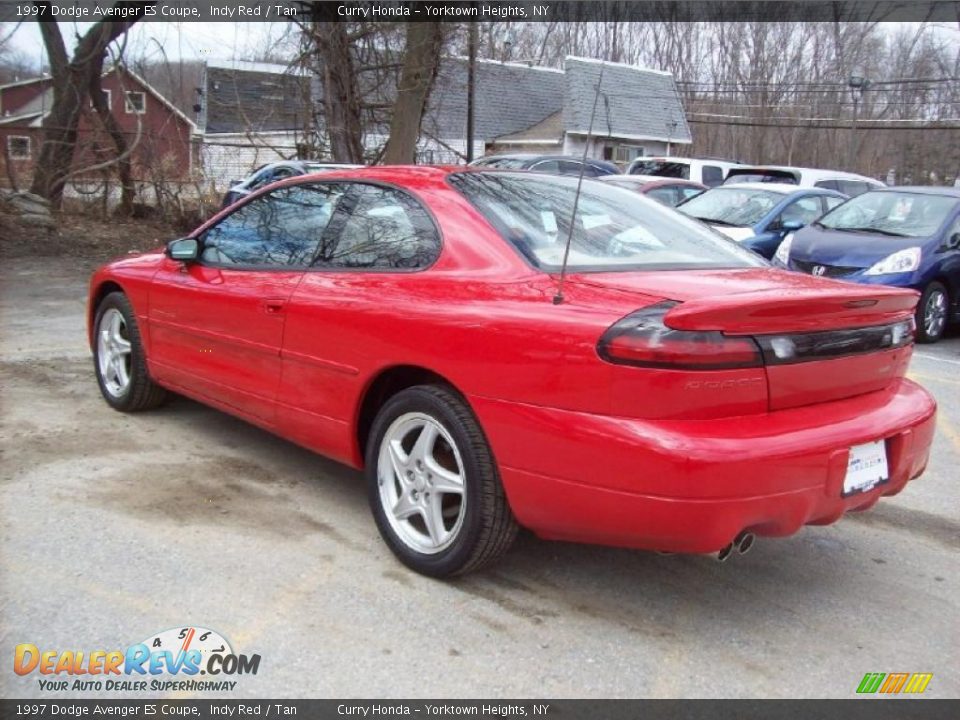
[774,187,960,342]
[222,161,364,207]
[468,154,620,177]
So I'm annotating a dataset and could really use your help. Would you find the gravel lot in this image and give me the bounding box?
[1,255,957,699]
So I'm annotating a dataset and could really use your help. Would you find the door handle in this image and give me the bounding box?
[263,299,286,315]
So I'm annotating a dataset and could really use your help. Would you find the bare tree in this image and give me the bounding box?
[382,21,445,164]
[29,2,152,207]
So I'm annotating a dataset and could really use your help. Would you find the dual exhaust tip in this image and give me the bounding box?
[716,530,755,562]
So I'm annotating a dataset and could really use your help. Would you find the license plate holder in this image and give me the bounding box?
[843,440,889,497]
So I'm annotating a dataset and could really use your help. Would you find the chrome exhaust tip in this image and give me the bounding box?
[734,531,756,555]
[716,543,734,562]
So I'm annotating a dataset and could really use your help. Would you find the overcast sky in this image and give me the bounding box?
[6,21,293,70]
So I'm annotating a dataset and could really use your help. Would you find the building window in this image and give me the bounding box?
[7,135,30,160]
[90,89,111,110]
[124,91,146,114]
[614,145,644,163]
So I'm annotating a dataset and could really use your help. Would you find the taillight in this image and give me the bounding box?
[597,302,763,370]
[598,302,914,370]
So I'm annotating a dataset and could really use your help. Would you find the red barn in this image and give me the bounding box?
[0,65,197,192]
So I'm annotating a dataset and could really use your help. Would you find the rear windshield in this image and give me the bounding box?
[629,160,690,179]
[449,172,765,272]
[724,170,799,185]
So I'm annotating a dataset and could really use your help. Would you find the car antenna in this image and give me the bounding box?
[553,63,606,306]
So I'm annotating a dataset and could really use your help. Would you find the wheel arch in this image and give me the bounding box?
[355,365,468,466]
[88,280,126,349]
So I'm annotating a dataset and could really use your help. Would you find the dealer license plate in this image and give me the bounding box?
[843,440,889,496]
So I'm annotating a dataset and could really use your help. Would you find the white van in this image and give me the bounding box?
[723,166,884,196]
[625,157,741,187]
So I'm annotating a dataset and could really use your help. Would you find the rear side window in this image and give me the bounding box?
[701,165,724,187]
[823,195,846,212]
[646,186,679,206]
[815,179,839,191]
[318,184,440,270]
[838,180,870,197]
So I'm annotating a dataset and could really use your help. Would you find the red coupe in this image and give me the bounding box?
[88,167,937,577]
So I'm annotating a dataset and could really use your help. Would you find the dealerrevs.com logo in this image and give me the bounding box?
[14,626,261,693]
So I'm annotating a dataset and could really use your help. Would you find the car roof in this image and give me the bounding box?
[711,182,803,194]
[877,186,960,198]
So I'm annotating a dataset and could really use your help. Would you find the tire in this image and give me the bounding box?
[93,291,168,411]
[366,385,518,577]
[915,281,949,344]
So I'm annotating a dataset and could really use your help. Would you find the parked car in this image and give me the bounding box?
[677,182,848,258]
[89,167,934,577]
[774,186,960,343]
[468,153,619,177]
[598,175,706,207]
[222,161,364,207]
[625,156,741,187]
[723,165,884,196]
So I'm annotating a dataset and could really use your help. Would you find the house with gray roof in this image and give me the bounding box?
[195,55,689,185]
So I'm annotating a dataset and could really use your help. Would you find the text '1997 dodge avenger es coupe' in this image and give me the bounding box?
[88,167,937,577]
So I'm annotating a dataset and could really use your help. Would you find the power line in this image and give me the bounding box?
[687,118,960,131]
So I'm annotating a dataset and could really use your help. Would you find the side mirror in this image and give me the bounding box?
[781,219,804,232]
[166,237,199,262]
[948,232,960,250]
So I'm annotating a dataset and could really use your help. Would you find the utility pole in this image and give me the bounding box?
[466,18,477,163]
[847,73,870,171]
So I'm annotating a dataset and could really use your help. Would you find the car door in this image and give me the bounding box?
[276,183,443,462]
[148,183,346,421]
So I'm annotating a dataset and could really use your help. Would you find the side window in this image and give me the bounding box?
[815,179,839,191]
[201,184,344,267]
[531,160,560,174]
[838,180,869,197]
[771,196,822,230]
[678,186,704,202]
[318,185,440,270]
[646,186,679,206]
[701,165,723,187]
[558,160,584,176]
[823,195,846,212]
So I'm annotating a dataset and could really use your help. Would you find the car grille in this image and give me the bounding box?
[792,260,861,278]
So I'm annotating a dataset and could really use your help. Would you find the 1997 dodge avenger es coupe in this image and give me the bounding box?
[88,167,937,577]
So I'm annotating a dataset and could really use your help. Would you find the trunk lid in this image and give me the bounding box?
[569,268,918,411]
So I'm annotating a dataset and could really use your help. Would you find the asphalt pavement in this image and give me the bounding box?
[1,257,957,699]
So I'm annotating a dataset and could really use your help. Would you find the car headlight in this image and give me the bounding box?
[864,247,921,276]
[773,233,794,265]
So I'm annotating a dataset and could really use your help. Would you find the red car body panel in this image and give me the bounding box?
[87,166,937,554]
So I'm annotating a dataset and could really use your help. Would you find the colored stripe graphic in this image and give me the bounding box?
[904,673,933,694]
[880,673,909,693]
[857,673,886,693]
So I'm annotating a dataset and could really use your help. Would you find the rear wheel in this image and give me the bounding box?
[93,292,168,411]
[915,281,948,344]
[366,385,518,577]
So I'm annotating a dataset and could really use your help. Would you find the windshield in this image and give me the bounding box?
[629,160,690,179]
[678,187,785,227]
[449,172,766,272]
[818,191,958,238]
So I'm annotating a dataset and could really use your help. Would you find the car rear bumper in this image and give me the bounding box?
[469,379,936,553]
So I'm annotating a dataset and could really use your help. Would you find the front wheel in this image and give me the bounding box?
[93,291,168,411]
[366,385,518,577]
[915,281,949,344]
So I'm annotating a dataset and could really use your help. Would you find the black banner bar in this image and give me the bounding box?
[1,1,959,23]
[2,700,960,719]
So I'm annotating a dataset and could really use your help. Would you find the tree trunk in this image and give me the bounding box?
[89,67,135,216]
[313,20,365,163]
[28,5,149,208]
[382,22,445,165]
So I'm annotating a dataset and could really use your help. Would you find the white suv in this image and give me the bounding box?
[625,157,741,187]
[723,166,884,196]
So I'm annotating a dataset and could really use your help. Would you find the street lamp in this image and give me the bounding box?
[847,73,871,170]
[666,120,678,156]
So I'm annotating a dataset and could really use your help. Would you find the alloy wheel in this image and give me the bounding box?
[377,412,467,554]
[97,307,133,397]
[924,289,947,340]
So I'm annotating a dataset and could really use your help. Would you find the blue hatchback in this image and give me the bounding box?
[677,182,848,259]
[774,187,960,343]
